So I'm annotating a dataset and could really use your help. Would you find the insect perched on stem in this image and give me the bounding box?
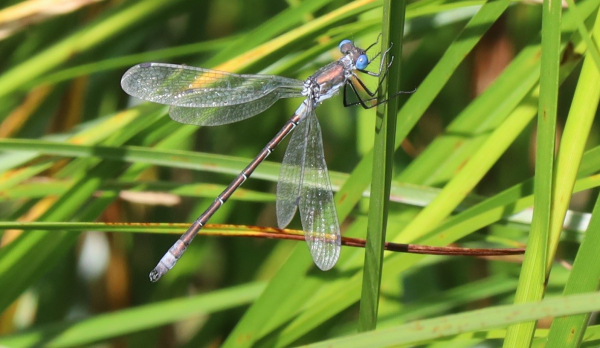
[121,38,407,282]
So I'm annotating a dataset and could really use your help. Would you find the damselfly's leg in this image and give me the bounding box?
[343,81,416,109]
[343,82,368,108]
[351,57,393,98]
[364,33,382,52]
[360,43,394,78]
[343,81,380,109]
[350,49,394,99]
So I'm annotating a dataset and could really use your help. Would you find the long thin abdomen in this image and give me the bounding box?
[149,102,307,282]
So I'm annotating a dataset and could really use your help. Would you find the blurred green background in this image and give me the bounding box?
[1,0,600,346]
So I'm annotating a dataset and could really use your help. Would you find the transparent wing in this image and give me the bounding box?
[276,106,341,271]
[169,90,281,126]
[276,104,310,229]
[299,112,341,270]
[121,63,304,125]
[121,63,304,107]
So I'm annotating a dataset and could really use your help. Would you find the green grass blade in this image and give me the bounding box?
[0,180,274,203]
[547,7,600,266]
[304,292,600,348]
[563,0,600,72]
[546,195,600,346]
[390,86,538,244]
[204,0,334,67]
[503,0,562,343]
[0,282,265,348]
[358,0,406,331]
[545,9,600,347]
[0,139,283,181]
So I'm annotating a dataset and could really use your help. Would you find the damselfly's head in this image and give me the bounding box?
[338,39,369,70]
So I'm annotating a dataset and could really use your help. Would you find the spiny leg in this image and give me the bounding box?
[360,43,394,78]
[351,62,392,98]
[344,80,416,109]
[350,49,395,99]
[343,80,377,109]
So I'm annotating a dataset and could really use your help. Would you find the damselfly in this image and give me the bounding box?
[121,38,398,282]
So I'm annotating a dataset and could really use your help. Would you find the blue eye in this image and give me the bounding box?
[338,39,352,52]
[356,54,368,70]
